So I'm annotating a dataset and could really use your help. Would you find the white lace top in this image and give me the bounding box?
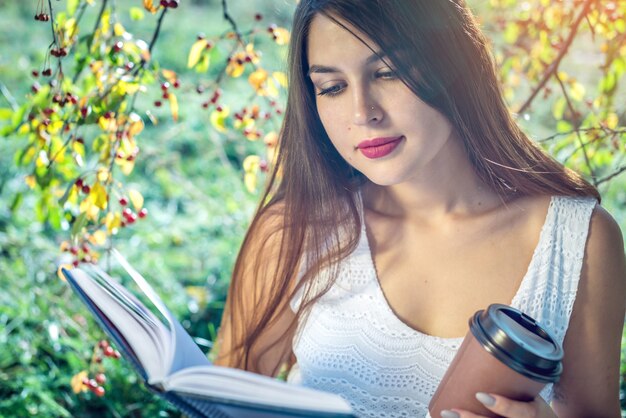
[287,194,597,418]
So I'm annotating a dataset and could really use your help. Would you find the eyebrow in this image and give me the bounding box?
[307,52,388,76]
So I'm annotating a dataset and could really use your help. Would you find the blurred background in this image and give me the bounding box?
[0,0,625,416]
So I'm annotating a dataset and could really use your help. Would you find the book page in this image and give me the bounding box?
[68,268,169,380]
[111,250,210,376]
[164,365,353,415]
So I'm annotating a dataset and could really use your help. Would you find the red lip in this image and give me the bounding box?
[357,136,403,159]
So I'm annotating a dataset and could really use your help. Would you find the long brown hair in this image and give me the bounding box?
[217,0,600,375]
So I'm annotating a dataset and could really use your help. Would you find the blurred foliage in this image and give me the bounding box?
[0,0,624,416]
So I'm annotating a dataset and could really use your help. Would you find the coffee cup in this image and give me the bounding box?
[429,304,563,418]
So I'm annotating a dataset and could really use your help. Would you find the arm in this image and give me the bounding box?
[213,202,299,377]
[551,205,626,417]
[449,205,626,418]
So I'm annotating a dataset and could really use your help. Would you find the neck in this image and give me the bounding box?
[362,137,505,225]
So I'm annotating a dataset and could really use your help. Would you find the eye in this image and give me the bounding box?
[317,84,345,97]
[375,69,397,80]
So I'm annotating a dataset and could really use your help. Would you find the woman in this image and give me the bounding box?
[215,1,626,417]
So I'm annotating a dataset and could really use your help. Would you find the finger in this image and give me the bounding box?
[475,392,538,418]
[440,409,486,418]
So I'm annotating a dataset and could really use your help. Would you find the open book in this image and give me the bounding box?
[61,250,354,418]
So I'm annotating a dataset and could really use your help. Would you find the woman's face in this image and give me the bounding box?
[306,14,458,187]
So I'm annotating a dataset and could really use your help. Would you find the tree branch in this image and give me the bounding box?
[517,0,594,114]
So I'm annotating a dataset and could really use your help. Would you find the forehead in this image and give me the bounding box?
[306,13,378,66]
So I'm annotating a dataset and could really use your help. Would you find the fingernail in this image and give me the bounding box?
[476,392,496,406]
[440,410,461,418]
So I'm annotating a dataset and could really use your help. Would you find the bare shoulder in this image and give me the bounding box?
[553,202,626,417]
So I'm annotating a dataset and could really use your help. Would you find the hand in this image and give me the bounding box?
[440,392,557,418]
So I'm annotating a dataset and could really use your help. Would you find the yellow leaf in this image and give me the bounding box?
[210,106,229,133]
[98,115,117,131]
[128,189,144,210]
[244,172,258,193]
[606,112,619,129]
[128,113,145,137]
[273,27,290,45]
[25,175,36,189]
[114,22,126,37]
[143,0,159,13]
[570,82,585,102]
[243,155,261,172]
[273,71,288,88]
[47,120,65,134]
[79,199,100,221]
[227,60,245,78]
[264,131,278,148]
[89,230,107,246]
[188,39,208,68]
[105,212,122,234]
[71,370,89,394]
[91,182,108,210]
[169,92,179,122]
[36,150,50,168]
[248,68,268,92]
[162,69,178,84]
[97,168,109,183]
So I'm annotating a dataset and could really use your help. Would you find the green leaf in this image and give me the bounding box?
[0,108,13,120]
[67,0,79,16]
[556,120,572,133]
[552,97,566,120]
[10,192,23,213]
[71,212,88,238]
[129,7,145,21]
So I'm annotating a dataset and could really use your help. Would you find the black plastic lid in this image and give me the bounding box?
[469,304,563,383]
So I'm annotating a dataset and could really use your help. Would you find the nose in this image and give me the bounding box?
[352,87,383,126]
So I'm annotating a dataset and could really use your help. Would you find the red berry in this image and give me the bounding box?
[103,346,115,357]
[94,386,105,397]
[81,244,90,253]
[162,92,169,99]
[88,379,98,389]
[43,68,52,76]
[80,106,89,118]
[255,13,263,21]
[75,137,84,144]
[81,185,91,194]
[94,355,102,363]
[119,197,128,206]
[267,24,277,33]
[75,178,84,188]
[173,80,180,89]
[161,82,170,91]
[154,100,162,107]
[216,105,223,112]
[196,33,205,40]
[98,340,109,349]
[168,0,179,8]
[31,83,41,93]
[95,373,106,384]
[113,350,121,359]
[205,41,214,50]
[138,208,148,219]
[103,111,113,119]
[81,377,90,386]
[72,260,79,267]
[113,42,123,53]
[122,208,133,219]
[70,246,79,255]
[32,70,39,77]
[160,0,168,6]
[259,160,268,172]
[201,102,209,109]
[127,213,137,224]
